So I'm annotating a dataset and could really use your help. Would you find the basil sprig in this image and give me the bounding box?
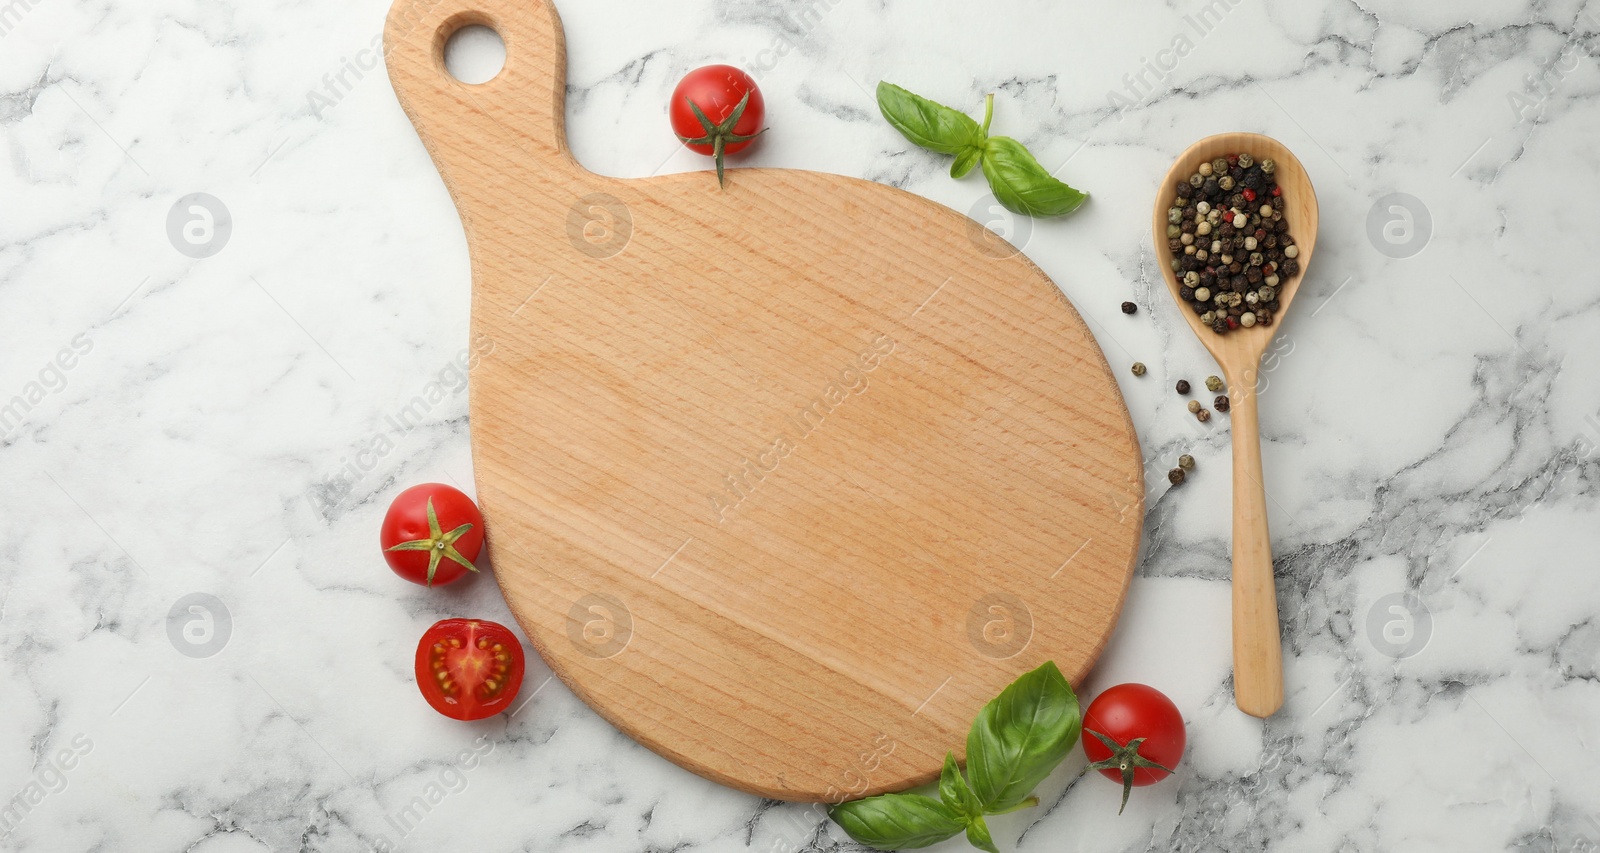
[965,658,1081,812]
[829,661,1081,852]
[875,82,1087,217]
[828,792,964,850]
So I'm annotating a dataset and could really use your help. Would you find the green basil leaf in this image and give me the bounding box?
[938,751,983,821]
[829,793,965,850]
[980,136,1088,218]
[951,146,983,179]
[876,81,984,156]
[965,660,1082,812]
[965,814,1000,853]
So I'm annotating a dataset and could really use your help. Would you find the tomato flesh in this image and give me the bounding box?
[1082,683,1185,787]
[415,619,525,721]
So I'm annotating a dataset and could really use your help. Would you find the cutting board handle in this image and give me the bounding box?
[383,0,580,180]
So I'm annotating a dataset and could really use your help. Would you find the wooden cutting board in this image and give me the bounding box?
[385,0,1144,802]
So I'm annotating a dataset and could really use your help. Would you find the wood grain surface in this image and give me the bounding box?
[1152,133,1320,718]
[386,0,1144,800]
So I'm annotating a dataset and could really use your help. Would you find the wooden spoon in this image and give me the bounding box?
[1152,133,1318,718]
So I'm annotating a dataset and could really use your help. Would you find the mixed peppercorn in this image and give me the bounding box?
[1166,152,1299,334]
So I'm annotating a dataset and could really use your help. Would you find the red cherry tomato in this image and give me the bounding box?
[415,619,526,721]
[669,65,766,186]
[380,483,485,587]
[1081,683,1185,813]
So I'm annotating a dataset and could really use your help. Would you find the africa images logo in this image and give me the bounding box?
[709,335,895,522]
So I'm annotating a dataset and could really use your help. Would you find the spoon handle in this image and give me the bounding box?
[1227,380,1284,717]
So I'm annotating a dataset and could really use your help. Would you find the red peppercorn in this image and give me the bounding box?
[1227,154,1239,164]
[1271,186,1282,197]
[1226,317,1239,329]
[1242,188,1257,202]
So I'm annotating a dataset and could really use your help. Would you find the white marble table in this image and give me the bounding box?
[2,0,1597,850]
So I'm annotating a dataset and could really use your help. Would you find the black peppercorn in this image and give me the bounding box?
[1176,379,1191,394]
[1121,301,1137,315]
[1168,468,1186,486]
[1180,287,1195,300]
[1215,395,1230,413]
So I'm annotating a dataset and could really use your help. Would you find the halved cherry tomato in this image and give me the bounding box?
[380,483,485,587]
[1081,683,1185,814]
[414,619,525,721]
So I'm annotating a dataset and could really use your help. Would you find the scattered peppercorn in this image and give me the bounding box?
[1169,151,1300,336]
[1186,399,1201,413]
[1168,468,1186,485]
[1178,454,1195,471]
[1215,395,1230,413]
[1131,362,1147,376]
[1196,408,1211,422]
[1205,375,1223,392]
[1121,301,1137,315]
[1175,379,1191,395]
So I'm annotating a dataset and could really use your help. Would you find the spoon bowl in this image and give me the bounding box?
[1152,132,1319,718]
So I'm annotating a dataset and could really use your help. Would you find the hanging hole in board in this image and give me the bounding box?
[444,24,506,84]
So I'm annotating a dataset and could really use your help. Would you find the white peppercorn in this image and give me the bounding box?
[1240,312,1257,327]
[1198,162,1214,177]
[1193,286,1211,302]
[1187,400,1202,413]
[1283,244,1299,259]
[1232,213,1248,228]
